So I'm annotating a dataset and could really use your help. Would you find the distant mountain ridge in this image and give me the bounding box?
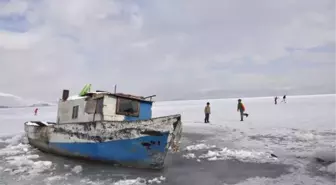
[0,92,54,108]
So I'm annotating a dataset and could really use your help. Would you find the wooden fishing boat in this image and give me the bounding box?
[24,85,182,169]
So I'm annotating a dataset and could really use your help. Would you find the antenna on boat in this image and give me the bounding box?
[114,84,117,94]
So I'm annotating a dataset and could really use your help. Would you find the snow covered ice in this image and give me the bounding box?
[0,94,335,185]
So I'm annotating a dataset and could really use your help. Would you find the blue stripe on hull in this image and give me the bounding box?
[49,133,169,168]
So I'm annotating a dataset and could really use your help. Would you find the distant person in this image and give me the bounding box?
[282,95,287,103]
[274,96,278,105]
[204,102,211,123]
[34,108,38,116]
[237,99,249,121]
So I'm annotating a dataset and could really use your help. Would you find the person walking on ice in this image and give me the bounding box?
[274,96,278,105]
[34,108,38,116]
[282,95,287,103]
[237,99,249,121]
[204,102,211,123]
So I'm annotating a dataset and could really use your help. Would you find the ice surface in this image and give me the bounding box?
[44,175,66,182]
[198,147,278,163]
[1,134,25,145]
[224,173,333,185]
[319,162,336,174]
[326,163,336,174]
[80,178,105,185]
[315,149,336,163]
[4,153,53,176]
[182,153,196,159]
[111,176,166,185]
[183,144,279,164]
[113,178,146,185]
[0,143,30,156]
[0,135,54,178]
[148,176,166,184]
[0,94,335,185]
[185,143,217,151]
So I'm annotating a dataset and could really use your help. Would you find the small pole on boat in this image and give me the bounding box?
[114,84,117,94]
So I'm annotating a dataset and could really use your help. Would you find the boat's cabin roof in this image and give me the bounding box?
[64,90,156,103]
[84,91,155,103]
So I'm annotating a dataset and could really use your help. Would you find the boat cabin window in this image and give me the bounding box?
[116,98,139,117]
[85,98,104,114]
[72,105,79,119]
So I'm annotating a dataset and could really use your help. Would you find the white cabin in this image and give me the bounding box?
[56,90,154,124]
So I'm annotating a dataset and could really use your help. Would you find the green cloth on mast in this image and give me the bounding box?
[79,84,91,96]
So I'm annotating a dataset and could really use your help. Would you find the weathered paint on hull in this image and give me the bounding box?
[49,133,169,169]
[24,115,182,169]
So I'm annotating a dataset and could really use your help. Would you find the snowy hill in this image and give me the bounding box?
[0,92,53,108]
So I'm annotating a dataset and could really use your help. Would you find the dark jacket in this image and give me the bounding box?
[237,102,245,112]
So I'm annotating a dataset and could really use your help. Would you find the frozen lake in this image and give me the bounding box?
[0,94,335,185]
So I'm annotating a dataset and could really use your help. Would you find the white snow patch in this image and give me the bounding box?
[159,176,166,181]
[71,165,83,174]
[112,176,166,185]
[319,162,336,174]
[148,176,166,184]
[44,175,66,183]
[113,177,146,185]
[326,163,336,174]
[6,155,52,175]
[5,159,53,176]
[185,143,217,151]
[292,131,318,141]
[0,143,30,156]
[199,148,278,163]
[80,178,104,185]
[2,149,53,176]
[183,153,196,159]
[3,168,11,172]
[6,154,40,164]
[2,134,25,145]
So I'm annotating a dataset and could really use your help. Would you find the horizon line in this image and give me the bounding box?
[155,93,336,103]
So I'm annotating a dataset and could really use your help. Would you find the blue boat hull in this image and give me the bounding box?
[49,133,169,169]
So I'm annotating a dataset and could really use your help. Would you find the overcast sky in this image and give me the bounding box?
[0,0,335,101]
